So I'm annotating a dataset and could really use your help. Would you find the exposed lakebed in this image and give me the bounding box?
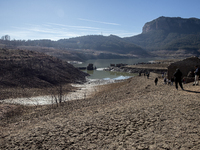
[1,77,128,105]
[2,58,161,105]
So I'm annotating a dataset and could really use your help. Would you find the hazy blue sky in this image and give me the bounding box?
[1,0,200,40]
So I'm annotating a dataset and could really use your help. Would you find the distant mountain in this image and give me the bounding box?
[2,16,200,59]
[142,16,200,34]
[124,16,200,56]
[0,35,150,60]
[56,35,148,56]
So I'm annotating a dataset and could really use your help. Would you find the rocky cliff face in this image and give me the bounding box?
[142,16,200,34]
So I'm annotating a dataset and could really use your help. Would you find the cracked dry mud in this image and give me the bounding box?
[1,73,200,149]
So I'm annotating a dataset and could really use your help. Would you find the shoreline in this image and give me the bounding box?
[103,58,183,75]
[0,59,182,106]
[1,61,171,106]
[0,78,128,106]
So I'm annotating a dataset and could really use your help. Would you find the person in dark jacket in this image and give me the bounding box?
[173,68,184,90]
[154,77,158,85]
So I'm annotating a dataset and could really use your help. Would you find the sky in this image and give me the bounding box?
[1,0,200,41]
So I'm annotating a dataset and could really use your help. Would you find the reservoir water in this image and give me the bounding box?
[73,58,161,80]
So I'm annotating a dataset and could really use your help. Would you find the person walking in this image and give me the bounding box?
[147,72,150,79]
[164,77,167,84]
[193,65,199,86]
[154,77,158,85]
[173,68,184,90]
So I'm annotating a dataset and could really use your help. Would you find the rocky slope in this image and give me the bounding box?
[0,48,88,88]
[142,16,200,34]
[124,16,200,57]
[1,73,200,149]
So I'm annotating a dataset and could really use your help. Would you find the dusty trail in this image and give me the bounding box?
[1,73,200,149]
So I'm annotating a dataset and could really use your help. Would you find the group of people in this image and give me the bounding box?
[174,65,199,89]
[154,65,200,90]
[139,72,150,79]
[163,77,175,85]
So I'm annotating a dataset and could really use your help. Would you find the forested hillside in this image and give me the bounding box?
[56,35,147,55]
[0,35,149,59]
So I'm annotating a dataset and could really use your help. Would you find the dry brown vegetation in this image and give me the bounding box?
[16,46,83,61]
[1,73,200,149]
[0,48,88,100]
[0,48,88,88]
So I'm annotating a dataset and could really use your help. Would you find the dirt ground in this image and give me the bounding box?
[1,73,200,149]
[126,63,169,69]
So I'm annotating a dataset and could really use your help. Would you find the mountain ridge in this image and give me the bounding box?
[1,16,200,59]
[142,16,200,34]
[0,35,150,61]
[124,16,200,57]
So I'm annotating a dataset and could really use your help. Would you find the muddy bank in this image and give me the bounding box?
[1,78,125,105]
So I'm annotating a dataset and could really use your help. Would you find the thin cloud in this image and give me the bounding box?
[10,24,90,40]
[47,22,100,30]
[78,18,120,26]
[8,21,133,40]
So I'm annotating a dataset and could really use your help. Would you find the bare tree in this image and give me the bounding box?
[1,35,10,41]
[50,83,66,107]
